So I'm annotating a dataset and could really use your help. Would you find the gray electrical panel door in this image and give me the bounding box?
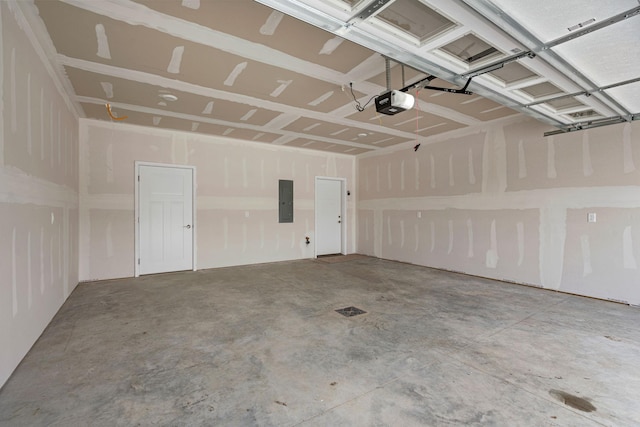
[279,180,293,223]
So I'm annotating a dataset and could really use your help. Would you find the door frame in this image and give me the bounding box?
[134,161,197,277]
[314,176,346,258]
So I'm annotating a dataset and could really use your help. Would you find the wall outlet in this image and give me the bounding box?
[417,211,422,218]
[588,212,597,223]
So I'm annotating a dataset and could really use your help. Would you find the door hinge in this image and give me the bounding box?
[137,175,140,182]
[138,258,140,265]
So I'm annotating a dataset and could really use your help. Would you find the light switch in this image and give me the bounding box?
[417,212,422,218]
[588,212,597,223]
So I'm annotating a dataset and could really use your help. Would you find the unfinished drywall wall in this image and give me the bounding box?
[79,119,356,281]
[0,2,79,388]
[358,116,640,305]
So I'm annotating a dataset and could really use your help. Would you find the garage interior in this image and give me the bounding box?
[1,0,639,425]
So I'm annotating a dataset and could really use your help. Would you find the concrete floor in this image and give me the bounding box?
[1,256,640,426]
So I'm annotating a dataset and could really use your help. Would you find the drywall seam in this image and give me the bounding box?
[481,127,507,194]
[223,217,228,250]
[0,169,78,205]
[62,207,70,297]
[356,113,528,159]
[57,111,61,165]
[358,187,640,211]
[374,209,383,257]
[11,228,18,316]
[468,148,476,185]
[27,231,32,308]
[39,227,44,294]
[623,226,637,269]
[167,46,184,74]
[582,132,594,177]
[242,223,248,252]
[539,207,566,290]
[467,219,473,258]
[81,118,357,160]
[10,47,16,134]
[580,234,592,277]
[516,222,524,266]
[518,139,527,179]
[39,88,44,160]
[623,123,636,173]
[350,163,358,254]
[362,215,371,244]
[95,24,111,59]
[27,73,32,154]
[181,0,200,10]
[430,154,436,189]
[319,36,343,55]
[270,79,292,97]
[547,137,557,179]
[63,57,419,142]
[8,1,82,118]
[49,235,54,287]
[260,10,284,35]
[77,96,375,151]
[0,0,4,167]
[448,155,454,187]
[485,219,498,268]
[59,0,380,95]
[49,101,53,168]
[363,167,373,192]
[430,221,435,252]
[78,123,91,281]
[224,62,247,87]
[80,194,319,211]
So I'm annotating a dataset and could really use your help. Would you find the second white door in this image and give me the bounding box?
[316,178,343,256]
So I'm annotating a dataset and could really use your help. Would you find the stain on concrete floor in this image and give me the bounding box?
[549,389,597,412]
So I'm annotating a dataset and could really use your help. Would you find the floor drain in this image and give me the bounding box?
[335,306,366,317]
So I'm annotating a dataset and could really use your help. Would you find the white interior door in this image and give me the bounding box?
[138,165,194,275]
[316,178,343,256]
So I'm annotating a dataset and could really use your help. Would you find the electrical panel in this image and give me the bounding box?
[279,180,293,223]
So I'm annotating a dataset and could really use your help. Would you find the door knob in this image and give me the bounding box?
[184,225,191,229]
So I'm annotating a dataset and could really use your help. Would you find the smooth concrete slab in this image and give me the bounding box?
[1,257,639,426]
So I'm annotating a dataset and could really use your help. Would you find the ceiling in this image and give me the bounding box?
[28,0,640,155]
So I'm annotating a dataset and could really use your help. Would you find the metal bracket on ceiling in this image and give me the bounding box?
[462,50,536,79]
[525,75,640,108]
[543,113,639,137]
[542,5,640,50]
[354,0,394,21]
[459,0,633,119]
[399,75,473,95]
[381,56,473,95]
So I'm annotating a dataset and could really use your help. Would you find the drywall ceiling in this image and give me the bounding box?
[27,0,640,154]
